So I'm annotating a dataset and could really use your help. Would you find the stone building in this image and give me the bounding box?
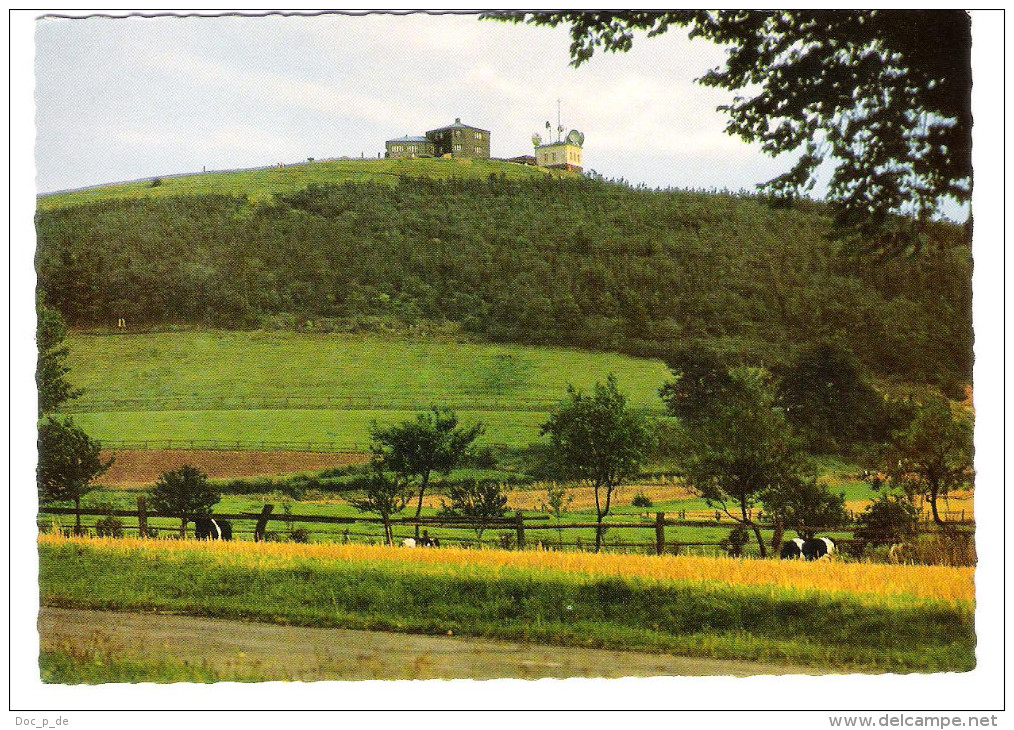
[384,135,435,159]
[425,118,491,159]
[385,119,490,160]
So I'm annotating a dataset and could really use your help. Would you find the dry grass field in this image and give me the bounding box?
[38,534,974,603]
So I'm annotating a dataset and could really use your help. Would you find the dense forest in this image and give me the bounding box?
[36,175,971,386]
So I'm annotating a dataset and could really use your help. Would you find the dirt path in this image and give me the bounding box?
[39,607,819,681]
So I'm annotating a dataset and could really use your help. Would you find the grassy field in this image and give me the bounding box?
[37,157,568,211]
[61,330,671,447]
[38,536,975,672]
[71,409,548,450]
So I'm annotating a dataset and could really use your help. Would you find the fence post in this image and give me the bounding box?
[254,504,274,542]
[655,512,665,556]
[137,496,148,538]
[515,511,526,550]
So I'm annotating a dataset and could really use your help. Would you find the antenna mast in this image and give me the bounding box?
[556,99,564,142]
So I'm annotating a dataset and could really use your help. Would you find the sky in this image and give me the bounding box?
[34,11,797,194]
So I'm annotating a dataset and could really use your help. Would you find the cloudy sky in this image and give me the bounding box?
[35,12,798,194]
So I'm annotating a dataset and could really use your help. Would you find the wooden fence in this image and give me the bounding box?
[58,394,668,415]
[37,501,974,555]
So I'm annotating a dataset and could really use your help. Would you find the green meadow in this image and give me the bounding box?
[37,157,566,211]
[62,330,671,447]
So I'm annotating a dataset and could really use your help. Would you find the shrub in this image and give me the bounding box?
[94,515,124,538]
[854,493,919,547]
[720,525,751,557]
[631,492,653,508]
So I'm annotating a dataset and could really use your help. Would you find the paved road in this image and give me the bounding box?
[39,607,821,681]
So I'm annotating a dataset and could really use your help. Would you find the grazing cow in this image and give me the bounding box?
[780,537,834,560]
[780,538,805,559]
[401,537,417,548]
[419,530,440,548]
[194,516,232,541]
[803,537,834,560]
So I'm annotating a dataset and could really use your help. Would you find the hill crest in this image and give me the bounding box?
[37,157,573,211]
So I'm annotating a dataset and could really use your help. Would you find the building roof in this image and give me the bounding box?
[386,135,432,144]
[535,140,581,150]
[427,118,490,134]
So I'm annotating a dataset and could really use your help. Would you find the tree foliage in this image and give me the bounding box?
[37,416,112,532]
[679,370,811,557]
[485,10,971,256]
[37,295,81,415]
[369,406,483,537]
[880,395,973,525]
[775,342,904,451]
[762,478,849,540]
[443,480,511,542]
[36,180,972,386]
[346,465,413,546]
[148,465,221,537]
[540,375,654,551]
[659,346,733,426]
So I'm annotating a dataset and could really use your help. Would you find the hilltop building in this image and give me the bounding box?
[385,118,491,160]
[534,129,584,172]
[384,136,435,158]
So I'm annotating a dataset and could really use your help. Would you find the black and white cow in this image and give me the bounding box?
[780,537,834,560]
[194,516,232,541]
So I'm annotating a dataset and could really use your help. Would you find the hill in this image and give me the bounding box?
[36,157,568,211]
[35,163,972,386]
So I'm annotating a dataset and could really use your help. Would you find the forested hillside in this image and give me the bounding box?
[35,174,971,385]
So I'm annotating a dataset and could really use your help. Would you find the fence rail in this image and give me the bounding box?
[98,439,374,453]
[95,439,523,452]
[38,503,974,555]
[58,395,668,415]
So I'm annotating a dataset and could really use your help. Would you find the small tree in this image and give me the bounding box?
[880,395,973,526]
[370,407,484,538]
[444,480,511,544]
[346,466,413,546]
[148,465,220,538]
[540,375,655,551]
[763,478,849,540]
[37,296,81,416]
[541,482,573,549]
[680,370,811,557]
[37,416,113,533]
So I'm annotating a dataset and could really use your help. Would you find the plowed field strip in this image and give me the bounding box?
[95,449,368,487]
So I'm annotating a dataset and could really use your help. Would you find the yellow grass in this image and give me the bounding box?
[419,480,695,511]
[39,533,974,603]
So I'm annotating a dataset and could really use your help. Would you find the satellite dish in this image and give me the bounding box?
[532,133,542,147]
[567,129,585,146]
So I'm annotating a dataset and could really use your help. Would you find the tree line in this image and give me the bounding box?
[36,176,971,387]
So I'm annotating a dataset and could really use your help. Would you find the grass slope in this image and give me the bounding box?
[61,330,670,447]
[37,157,565,211]
[38,538,975,672]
